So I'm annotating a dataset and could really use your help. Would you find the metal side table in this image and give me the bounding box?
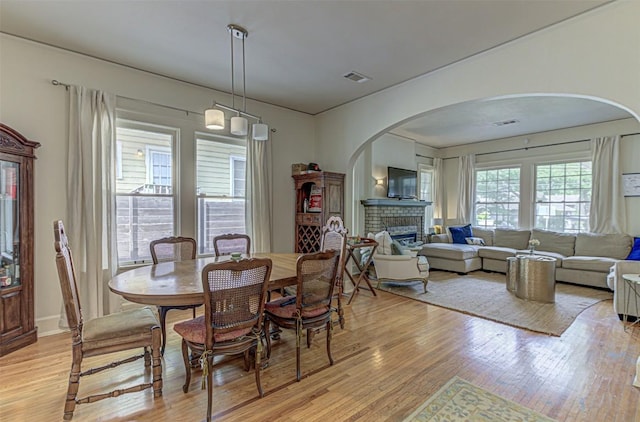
[622,274,640,332]
[514,255,556,303]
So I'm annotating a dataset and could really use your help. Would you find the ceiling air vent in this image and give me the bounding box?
[343,71,371,83]
[492,119,519,127]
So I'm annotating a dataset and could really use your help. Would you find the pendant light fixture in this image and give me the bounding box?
[204,24,269,140]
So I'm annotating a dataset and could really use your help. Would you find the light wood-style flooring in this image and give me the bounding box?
[1,284,639,421]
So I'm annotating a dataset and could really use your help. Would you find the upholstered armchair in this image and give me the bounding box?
[368,231,429,293]
[607,260,640,320]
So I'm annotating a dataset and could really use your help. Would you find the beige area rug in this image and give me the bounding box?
[404,376,556,421]
[376,270,612,336]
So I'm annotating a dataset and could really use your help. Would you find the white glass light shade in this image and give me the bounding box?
[230,116,248,136]
[205,108,225,130]
[252,123,269,141]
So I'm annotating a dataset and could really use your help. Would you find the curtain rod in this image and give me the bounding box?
[433,132,640,161]
[51,79,263,121]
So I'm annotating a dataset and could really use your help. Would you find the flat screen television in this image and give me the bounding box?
[387,166,417,199]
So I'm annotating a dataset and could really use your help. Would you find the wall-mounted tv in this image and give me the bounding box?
[387,166,417,199]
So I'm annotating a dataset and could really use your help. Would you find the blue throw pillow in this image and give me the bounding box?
[627,237,640,260]
[450,224,472,244]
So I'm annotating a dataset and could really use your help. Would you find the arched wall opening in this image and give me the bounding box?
[346,93,640,238]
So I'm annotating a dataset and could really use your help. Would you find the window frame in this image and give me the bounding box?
[114,119,179,267]
[533,160,592,233]
[473,165,522,229]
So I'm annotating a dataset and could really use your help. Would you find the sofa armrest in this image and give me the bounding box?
[431,234,450,243]
[372,254,429,281]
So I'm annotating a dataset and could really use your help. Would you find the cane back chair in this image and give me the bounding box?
[54,220,162,420]
[264,250,340,381]
[213,233,251,256]
[149,236,199,354]
[173,258,272,421]
[319,216,348,329]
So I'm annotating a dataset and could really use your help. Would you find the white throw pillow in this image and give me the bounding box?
[465,236,485,246]
[374,230,393,255]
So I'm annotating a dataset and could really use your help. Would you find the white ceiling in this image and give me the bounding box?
[0,0,632,147]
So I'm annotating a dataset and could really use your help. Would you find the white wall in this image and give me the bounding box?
[315,0,640,231]
[0,35,315,335]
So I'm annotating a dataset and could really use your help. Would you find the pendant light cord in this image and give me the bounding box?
[230,27,235,111]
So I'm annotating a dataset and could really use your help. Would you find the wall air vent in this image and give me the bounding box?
[343,71,371,83]
[492,119,519,127]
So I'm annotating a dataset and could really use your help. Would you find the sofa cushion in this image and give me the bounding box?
[561,256,619,273]
[494,229,531,250]
[419,243,480,260]
[471,226,494,246]
[449,224,472,244]
[531,229,576,257]
[477,246,517,261]
[575,233,631,259]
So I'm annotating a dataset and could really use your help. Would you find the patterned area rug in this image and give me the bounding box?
[403,376,557,422]
[376,270,612,336]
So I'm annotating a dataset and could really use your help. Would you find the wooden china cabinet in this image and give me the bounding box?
[292,171,344,253]
[0,124,40,356]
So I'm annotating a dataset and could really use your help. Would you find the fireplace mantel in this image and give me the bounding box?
[360,198,431,207]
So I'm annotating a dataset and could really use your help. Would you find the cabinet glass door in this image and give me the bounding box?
[0,160,19,288]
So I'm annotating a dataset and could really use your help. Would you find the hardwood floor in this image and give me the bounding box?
[1,285,639,421]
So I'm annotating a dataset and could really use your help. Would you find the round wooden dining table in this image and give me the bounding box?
[108,253,299,307]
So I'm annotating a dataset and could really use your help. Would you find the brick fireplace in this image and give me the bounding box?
[360,199,431,243]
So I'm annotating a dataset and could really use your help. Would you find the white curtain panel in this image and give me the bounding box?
[433,157,444,220]
[61,86,118,327]
[589,135,626,233]
[457,154,475,224]
[245,137,272,252]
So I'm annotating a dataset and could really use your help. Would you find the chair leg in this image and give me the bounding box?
[337,295,345,329]
[192,306,196,319]
[143,346,151,367]
[181,339,192,393]
[307,328,314,348]
[206,354,214,421]
[255,343,264,398]
[151,326,163,398]
[158,306,169,356]
[264,319,272,359]
[326,320,334,366]
[63,348,82,420]
[423,278,428,294]
[296,323,302,382]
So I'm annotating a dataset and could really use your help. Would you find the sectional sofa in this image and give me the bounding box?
[418,226,633,289]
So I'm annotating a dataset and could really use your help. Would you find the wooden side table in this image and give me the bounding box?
[344,238,378,305]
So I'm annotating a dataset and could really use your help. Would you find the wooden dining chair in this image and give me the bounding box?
[173,258,272,421]
[264,250,340,381]
[53,220,162,420]
[149,236,199,355]
[213,233,251,256]
[320,216,348,329]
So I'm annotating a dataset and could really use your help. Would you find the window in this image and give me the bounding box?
[418,166,434,233]
[196,134,246,255]
[231,156,246,197]
[474,167,520,229]
[148,148,171,186]
[115,122,176,265]
[535,161,591,233]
